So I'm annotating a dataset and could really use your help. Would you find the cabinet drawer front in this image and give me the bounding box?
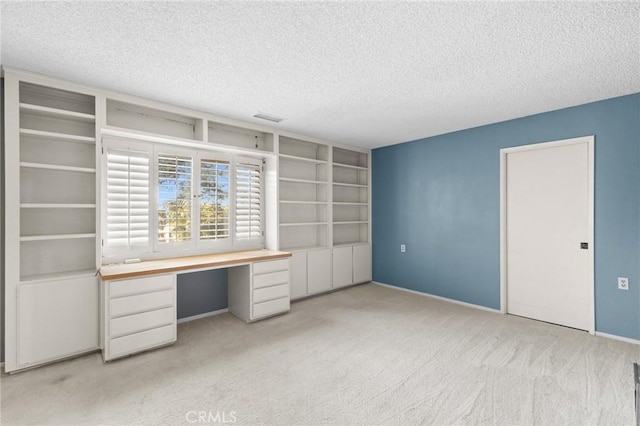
[109,290,173,318]
[253,283,289,304]
[109,307,174,338]
[253,270,289,290]
[253,259,289,275]
[108,325,175,359]
[252,297,290,319]
[109,274,174,298]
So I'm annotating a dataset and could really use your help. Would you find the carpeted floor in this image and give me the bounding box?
[1,282,638,425]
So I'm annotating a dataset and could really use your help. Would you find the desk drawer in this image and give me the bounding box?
[253,270,289,290]
[253,259,289,275]
[108,325,175,359]
[109,307,174,338]
[253,296,289,319]
[253,283,289,304]
[109,274,174,298]
[110,290,174,318]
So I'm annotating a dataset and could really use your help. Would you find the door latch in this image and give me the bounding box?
[580,242,589,249]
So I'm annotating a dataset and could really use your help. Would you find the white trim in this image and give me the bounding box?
[595,332,640,345]
[177,308,228,324]
[372,281,502,314]
[500,135,596,334]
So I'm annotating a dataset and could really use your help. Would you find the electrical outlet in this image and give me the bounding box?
[618,277,629,290]
[400,244,406,253]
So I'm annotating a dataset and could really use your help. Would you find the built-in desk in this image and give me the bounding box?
[99,249,292,361]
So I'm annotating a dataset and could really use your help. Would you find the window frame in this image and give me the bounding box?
[102,136,265,263]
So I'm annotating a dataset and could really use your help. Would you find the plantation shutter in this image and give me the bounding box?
[235,158,263,242]
[105,148,150,253]
[200,158,231,241]
[157,153,193,244]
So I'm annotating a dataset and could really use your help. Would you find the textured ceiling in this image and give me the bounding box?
[1,1,639,149]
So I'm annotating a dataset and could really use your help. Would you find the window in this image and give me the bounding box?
[104,143,151,256]
[236,158,263,243]
[157,153,193,244]
[200,158,230,241]
[103,138,264,261]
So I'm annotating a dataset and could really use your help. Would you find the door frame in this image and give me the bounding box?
[499,135,595,334]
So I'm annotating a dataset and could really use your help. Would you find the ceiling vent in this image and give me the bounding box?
[253,112,284,123]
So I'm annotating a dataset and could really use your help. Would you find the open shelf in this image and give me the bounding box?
[280,222,328,227]
[333,147,368,168]
[20,162,96,174]
[20,233,96,242]
[332,182,368,188]
[279,136,328,162]
[279,177,328,185]
[279,244,328,252]
[333,202,367,206]
[333,241,369,248]
[19,129,95,144]
[333,162,367,170]
[107,99,202,141]
[20,269,98,284]
[333,221,368,225]
[20,82,95,115]
[209,121,274,152]
[20,238,96,278]
[279,154,327,165]
[280,200,327,205]
[20,103,96,123]
[21,203,96,209]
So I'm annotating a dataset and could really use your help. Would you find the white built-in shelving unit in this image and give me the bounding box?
[278,136,329,252]
[5,76,101,372]
[3,66,372,373]
[278,137,372,299]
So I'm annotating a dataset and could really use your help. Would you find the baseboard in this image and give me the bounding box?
[372,281,502,314]
[177,308,228,324]
[595,332,640,345]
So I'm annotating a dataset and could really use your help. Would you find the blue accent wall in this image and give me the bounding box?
[372,93,640,340]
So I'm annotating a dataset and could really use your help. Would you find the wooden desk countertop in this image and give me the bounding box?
[99,249,292,281]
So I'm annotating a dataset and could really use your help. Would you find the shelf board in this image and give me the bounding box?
[20,128,96,144]
[333,182,368,188]
[279,245,329,252]
[333,221,368,225]
[279,221,328,227]
[20,162,96,174]
[20,268,97,284]
[279,177,328,185]
[279,154,327,165]
[279,200,328,205]
[21,203,96,209]
[20,103,96,123]
[333,241,369,247]
[333,162,368,170]
[333,202,368,206]
[20,233,96,242]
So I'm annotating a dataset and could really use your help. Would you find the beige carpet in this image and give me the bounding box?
[1,283,638,425]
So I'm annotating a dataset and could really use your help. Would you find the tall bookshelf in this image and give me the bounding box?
[332,147,369,246]
[4,74,100,371]
[278,136,329,251]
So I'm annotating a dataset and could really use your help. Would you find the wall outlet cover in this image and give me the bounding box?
[618,277,629,290]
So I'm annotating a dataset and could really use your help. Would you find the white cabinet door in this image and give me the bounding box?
[307,248,332,294]
[290,251,308,299]
[353,244,372,283]
[18,276,99,367]
[332,246,353,288]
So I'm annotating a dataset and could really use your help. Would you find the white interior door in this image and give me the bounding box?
[503,137,594,331]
